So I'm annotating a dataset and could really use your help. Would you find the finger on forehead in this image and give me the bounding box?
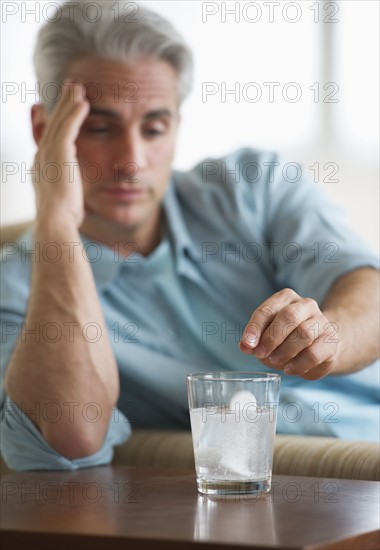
[242,288,298,346]
[40,83,88,144]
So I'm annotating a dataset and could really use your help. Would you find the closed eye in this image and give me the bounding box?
[88,127,110,133]
[146,129,163,135]
[143,125,166,138]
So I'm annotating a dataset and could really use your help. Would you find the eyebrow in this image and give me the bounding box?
[88,107,173,120]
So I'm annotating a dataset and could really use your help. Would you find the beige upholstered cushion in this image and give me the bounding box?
[1,429,378,481]
[113,429,195,469]
[112,430,380,482]
[272,434,380,481]
[0,221,34,247]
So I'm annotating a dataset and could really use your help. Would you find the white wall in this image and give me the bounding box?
[1,1,378,253]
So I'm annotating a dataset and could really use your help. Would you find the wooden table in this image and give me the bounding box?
[1,466,379,549]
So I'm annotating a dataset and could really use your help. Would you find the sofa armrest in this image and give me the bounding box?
[0,221,34,247]
[273,434,379,481]
[113,429,195,469]
[112,430,380,481]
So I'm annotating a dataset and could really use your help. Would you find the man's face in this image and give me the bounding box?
[68,57,180,229]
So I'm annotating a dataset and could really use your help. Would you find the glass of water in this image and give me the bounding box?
[187,372,281,496]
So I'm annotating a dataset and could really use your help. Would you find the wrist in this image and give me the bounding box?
[321,307,348,374]
[35,211,81,234]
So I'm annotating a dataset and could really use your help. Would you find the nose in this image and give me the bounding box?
[110,130,147,181]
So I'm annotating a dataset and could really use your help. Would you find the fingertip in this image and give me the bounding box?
[242,326,259,348]
[73,84,84,101]
[242,338,258,351]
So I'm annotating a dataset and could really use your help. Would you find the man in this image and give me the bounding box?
[1,1,379,470]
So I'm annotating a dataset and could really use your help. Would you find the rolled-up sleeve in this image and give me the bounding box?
[1,396,131,471]
[0,231,131,470]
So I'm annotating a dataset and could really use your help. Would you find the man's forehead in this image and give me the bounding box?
[68,56,178,104]
[88,106,173,120]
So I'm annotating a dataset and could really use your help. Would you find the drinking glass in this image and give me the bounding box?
[187,372,281,495]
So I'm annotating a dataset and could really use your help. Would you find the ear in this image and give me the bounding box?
[31,104,49,144]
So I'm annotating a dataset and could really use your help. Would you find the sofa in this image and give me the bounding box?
[112,429,380,481]
[1,222,379,481]
[1,427,379,481]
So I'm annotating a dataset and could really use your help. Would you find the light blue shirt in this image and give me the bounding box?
[1,148,379,470]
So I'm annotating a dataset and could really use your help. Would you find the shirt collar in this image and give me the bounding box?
[79,233,121,288]
[162,175,202,263]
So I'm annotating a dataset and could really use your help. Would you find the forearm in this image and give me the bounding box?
[4,220,120,459]
[321,267,380,375]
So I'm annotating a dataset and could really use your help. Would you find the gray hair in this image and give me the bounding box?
[34,0,193,109]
